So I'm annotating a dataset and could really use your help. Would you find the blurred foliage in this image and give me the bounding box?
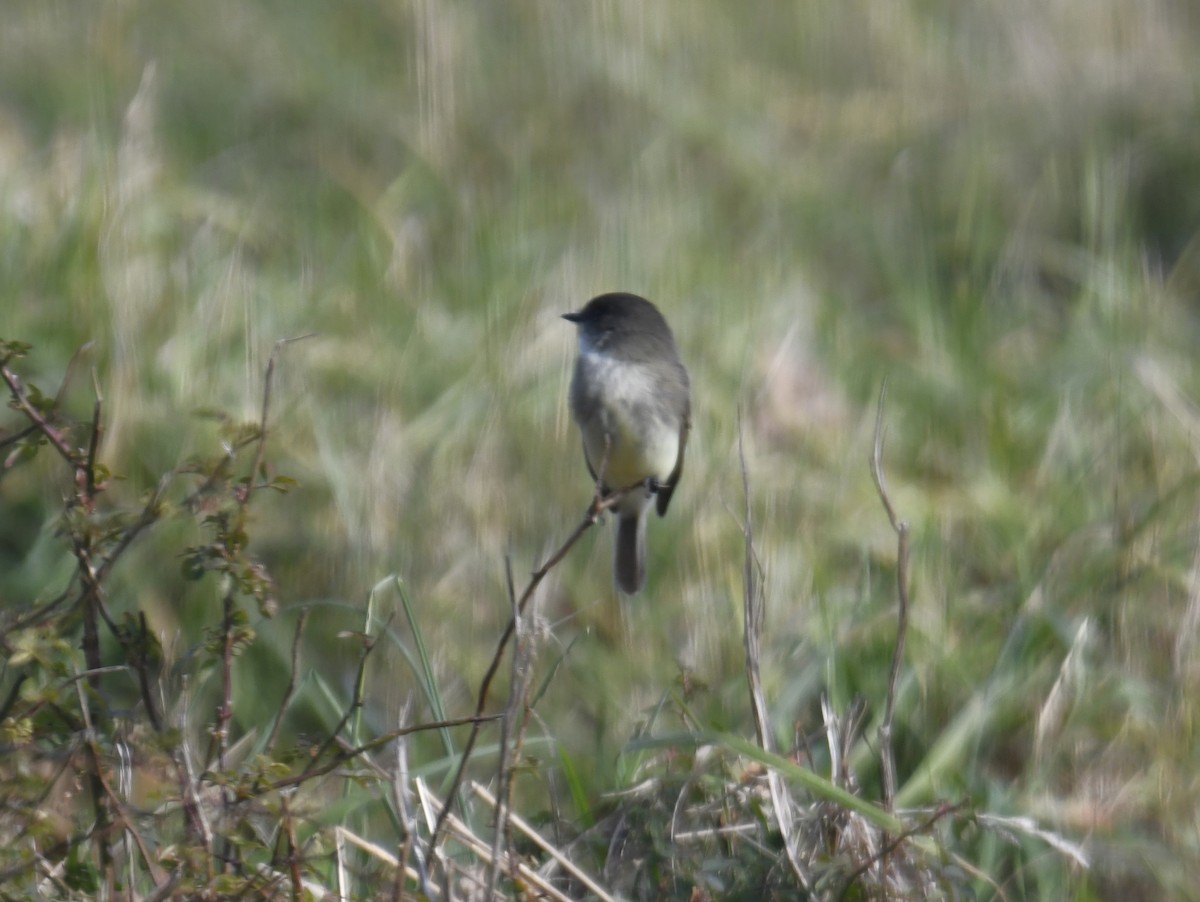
[3,0,1200,896]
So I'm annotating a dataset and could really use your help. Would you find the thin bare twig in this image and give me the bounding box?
[239,335,315,508]
[1,582,78,638]
[175,677,215,873]
[429,480,643,853]
[422,781,586,902]
[870,379,910,814]
[737,410,809,890]
[220,337,308,759]
[0,674,29,722]
[305,623,384,769]
[3,354,115,738]
[0,818,115,886]
[216,583,237,776]
[471,782,616,902]
[739,410,767,745]
[264,608,310,752]
[72,444,166,734]
[392,699,435,900]
[68,433,114,880]
[73,668,171,889]
[485,556,521,900]
[500,555,542,896]
[96,472,172,584]
[280,792,303,897]
[836,801,965,901]
[0,361,81,466]
[78,550,104,693]
[83,376,102,500]
[213,334,311,873]
[135,612,162,732]
[0,420,38,451]
[260,713,503,794]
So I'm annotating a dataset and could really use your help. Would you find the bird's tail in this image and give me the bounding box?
[615,512,647,595]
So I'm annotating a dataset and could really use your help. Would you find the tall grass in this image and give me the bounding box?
[3,0,1200,895]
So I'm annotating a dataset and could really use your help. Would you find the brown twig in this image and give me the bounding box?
[392,699,434,900]
[0,817,112,885]
[79,555,104,693]
[429,480,642,854]
[70,510,120,884]
[213,336,310,871]
[6,345,177,881]
[870,379,910,814]
[0,361,81,467]
[242,337,303,507]
[0,421,38,451]
[135,611,163,732]
[219,337,302,762]
[487,554,541,899]
[96,472,172,584]
[739,410,767,745]
[73,669,171,890]
[737,410,809,890]
[260,713,503,794]
[3,353,107,695]
[469,781,615,901]
[280,791,303,899]
[83,378,103,500]
[216,582,238,778]
[211,582,243,873]
[1,583,77,638]
[265,608,311,751]
[836,800,965,901]
[485,557,520,900]
[0,674,28,721]
[305,623,383,769]
[173,678,216,874]
[74,479,165,731]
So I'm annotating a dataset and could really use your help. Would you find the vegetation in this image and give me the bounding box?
[3,1,1200,898]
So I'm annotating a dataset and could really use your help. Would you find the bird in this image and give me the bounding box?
[563,293,691,594]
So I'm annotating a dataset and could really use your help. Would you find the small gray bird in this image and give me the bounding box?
[563,293,691,594]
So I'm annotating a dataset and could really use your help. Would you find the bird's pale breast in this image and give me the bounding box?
[575,348,681,490]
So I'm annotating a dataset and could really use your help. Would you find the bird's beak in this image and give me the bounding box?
[562,311,581,323]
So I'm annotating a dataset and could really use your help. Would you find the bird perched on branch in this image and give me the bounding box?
[563,293,691,594]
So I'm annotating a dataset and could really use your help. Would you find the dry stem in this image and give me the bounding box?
[870,379,911,814]
[737,410,809,889]
[430,479,643,854]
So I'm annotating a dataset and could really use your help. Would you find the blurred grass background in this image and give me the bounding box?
[3,0,1200,895]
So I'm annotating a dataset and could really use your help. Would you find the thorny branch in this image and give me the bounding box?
[213,334,312,870]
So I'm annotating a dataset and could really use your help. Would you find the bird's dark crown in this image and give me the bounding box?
[563,293,669,333]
